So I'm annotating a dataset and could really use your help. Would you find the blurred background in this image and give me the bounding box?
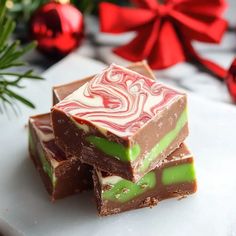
[1,0,236,113]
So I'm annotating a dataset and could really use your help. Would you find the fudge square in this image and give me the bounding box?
[29,113,92,201]
[51,64,188,182]
[93,143,197,216]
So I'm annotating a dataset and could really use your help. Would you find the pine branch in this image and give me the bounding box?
[72,0,129,14]
[0,0,43,115]
[6,0,48,23]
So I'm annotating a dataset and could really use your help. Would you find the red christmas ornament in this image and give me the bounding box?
[29,1,84,57]
[100,0,228,79]
[226,58,236,103]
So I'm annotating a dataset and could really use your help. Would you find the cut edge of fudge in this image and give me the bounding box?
[92,143,197,216]
[28,113,92,201]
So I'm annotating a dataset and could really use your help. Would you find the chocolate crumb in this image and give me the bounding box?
[115,193,121,199]
[103,184,113,191]
[140,183,148,189]
[122,188,130,193]
[57,119,64,124]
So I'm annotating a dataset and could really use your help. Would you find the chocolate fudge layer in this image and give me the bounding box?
[93,143,197,216]
[53,61,156,104]
[29,113,92,201]
[52,64,188,182]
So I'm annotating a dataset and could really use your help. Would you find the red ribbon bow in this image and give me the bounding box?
[100,0,228,79]
[227,58,236,103]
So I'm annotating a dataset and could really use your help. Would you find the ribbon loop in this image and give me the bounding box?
[99,0,228,80]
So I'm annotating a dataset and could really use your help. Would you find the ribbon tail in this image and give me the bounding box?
[198,57,227,79]
[227,58,236,103]
[184,39,227,79]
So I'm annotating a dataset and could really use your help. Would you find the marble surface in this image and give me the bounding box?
[1,54,236,236]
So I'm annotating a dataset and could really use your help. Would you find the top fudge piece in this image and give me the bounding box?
[51,64,188,182]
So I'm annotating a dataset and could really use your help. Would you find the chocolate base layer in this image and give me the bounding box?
[94,172,195,216]
[29,151,54,199]
[29,151,92,201]
[92,143,197,216]
[29,113,92,201]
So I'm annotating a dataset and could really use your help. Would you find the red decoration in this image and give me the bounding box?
[100,0,228,79]
[29,1,84,57]
[226,58,236,103]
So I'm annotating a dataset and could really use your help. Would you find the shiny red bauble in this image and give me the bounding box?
[29,1,84,57]
[226,58,236,103]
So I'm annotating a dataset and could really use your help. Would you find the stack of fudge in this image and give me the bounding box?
[28,61,197,216]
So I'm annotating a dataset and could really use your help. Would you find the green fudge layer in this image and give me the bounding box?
[162,163,195,185]
[139,107,187,172]
[29,129,57,188]
[102,172,156,203]
[101,160,196,203]
[86,136,140,162]
[86,108,187,168]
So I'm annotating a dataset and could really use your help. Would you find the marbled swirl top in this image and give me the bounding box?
[55,64,184,138]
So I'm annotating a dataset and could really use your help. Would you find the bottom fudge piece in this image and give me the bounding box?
[93,143,197,216]
[28,113,92,201]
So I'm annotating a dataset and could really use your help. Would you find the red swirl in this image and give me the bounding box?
[55,64,183,137]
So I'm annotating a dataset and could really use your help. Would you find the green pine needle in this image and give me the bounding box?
[0,0,43,115]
